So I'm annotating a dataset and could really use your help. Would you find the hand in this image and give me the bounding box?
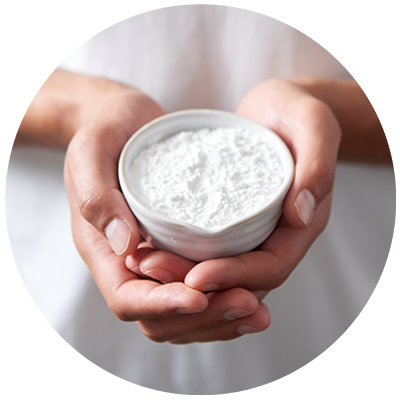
[63,81,205,325]
[62,74,271,343]
[124,246,270,343]
[132,79,341,342]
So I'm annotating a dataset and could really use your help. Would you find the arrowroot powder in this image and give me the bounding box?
[129,127,284,230]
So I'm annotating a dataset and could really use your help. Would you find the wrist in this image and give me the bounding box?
[18,69,141,147]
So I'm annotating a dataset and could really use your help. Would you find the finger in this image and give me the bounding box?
[64,94,165,256]
[136,288,260,342]
[70,198,208,321]
[168,303,271,344]
[251,290,270,303]
[280,97,340,228]
[185,252,278,293]
[112,280,209,321]
[236,79,341,229]
[137,250,197,283]
[185,197,331,293]
[137,240,156,249]
[65,127,141,256]
[126,247,157,279]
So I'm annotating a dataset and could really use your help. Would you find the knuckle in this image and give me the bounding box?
[143,333,168,343]
[138,322,169,343]
[109,302,132,322]
[317,161,335,196]
[266,270,289,291]
[300,98,342,146]
[296,97,339,135]
[78,188,105,225]
[201,319,219,331]
[108,291,136,322]
[302,157,335,206]
[301,97,331,119]
[265,255,292,290]
[310,160,335,202]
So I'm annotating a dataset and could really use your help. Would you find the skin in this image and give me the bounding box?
[5,5,396,344]
[65,80,341,343]
[61,79,278,341]
[129,80,340,343]
[6,70,395,344]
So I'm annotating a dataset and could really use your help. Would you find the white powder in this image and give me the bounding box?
[129,127,284,229]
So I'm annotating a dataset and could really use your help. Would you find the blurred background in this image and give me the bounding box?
[5,4,396,395]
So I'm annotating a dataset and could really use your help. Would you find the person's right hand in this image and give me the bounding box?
[63,73,270,343]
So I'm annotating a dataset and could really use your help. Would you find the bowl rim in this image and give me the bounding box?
[118,108,294,236]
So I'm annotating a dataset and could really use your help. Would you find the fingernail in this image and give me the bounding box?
[223,308,252,321]
[125,255,136,270]
[176,308,205,314]
[206,291,217,301]
[104,218,131,256]
[294,189,316,226]
[194,283,219,292]
[237,324,261,335]
[142,268,173,284]
[251,290,269,301]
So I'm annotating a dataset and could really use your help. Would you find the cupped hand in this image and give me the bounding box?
[134,79,341,339]
[64,83,271,343]
[184,79,341,293]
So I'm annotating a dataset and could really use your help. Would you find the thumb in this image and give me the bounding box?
[79,187,140,256]
[281,98,341,228]
[64,125,141,256]
[235,79,341,230]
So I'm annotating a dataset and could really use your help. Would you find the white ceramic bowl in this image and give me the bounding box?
[119,109,294,262]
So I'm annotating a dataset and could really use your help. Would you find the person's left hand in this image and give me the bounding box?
[131,79,341,343]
